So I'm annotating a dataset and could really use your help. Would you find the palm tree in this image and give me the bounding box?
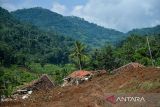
[70,41,87,70]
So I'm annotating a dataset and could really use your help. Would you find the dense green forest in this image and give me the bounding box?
[89,35,160,71]
[0,7,74,67]
[0,7,160,97]
[11,7,126,47]
[12,7,160,47]
[0,7,75,96]
[128,25,160,35]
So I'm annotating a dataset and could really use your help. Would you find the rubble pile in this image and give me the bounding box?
[112,62,144,74]
[2,64,160,107]
[11,74,55,100]
[17,74,54,92]
[62,70,108,87]
[62,70,93,87]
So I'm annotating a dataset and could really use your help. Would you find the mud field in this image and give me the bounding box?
[1,67,160,107]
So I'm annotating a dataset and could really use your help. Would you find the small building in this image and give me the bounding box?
[68,70,93,78]
[13,74,55,95]
[62,70,93,87]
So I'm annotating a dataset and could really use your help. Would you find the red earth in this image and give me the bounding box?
[1,67,160,107]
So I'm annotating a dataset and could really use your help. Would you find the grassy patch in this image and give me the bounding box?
[0,65,37,96]
[117,79,160,93]
[140,81,160,90]
[28,63,76,84]
[117,79,140,93]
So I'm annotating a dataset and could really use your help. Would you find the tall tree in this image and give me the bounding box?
[70,41,87,70]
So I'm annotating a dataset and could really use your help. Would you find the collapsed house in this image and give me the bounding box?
[62,70,107,87]
[62,63,144,87]
[18,74,55,91]
[112,62,144,74]
[13,74,55,100]
[62,70,93,87]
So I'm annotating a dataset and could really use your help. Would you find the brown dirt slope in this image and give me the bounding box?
[1,67,160,107]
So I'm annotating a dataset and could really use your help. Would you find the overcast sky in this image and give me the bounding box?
[0,0,160,32]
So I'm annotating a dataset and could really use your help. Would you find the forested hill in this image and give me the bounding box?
[0,7,74,66]
[11,7,125,47]
[128,25,160,35]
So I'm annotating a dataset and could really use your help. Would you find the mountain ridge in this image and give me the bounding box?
[11,7,126,47]
[11,7,160,47]
[127,25,160,35]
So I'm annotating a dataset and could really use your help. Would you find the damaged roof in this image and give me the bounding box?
[68,70,93,78]
[14,74,55,93]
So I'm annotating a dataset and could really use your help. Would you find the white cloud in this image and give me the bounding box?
[1,0,160,32]
[51,2,67,15]
[0,2,17,11]
[71,0,160,32]
[0,0,37,11]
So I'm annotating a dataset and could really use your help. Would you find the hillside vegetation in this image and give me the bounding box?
[11,7,125,47]
[12,8,160,47]
[0,7,75,96]
[0,7,160,100]
[128,25,160,35]
[0,7,74,67]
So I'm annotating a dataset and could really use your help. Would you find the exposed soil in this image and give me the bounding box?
[1,67,160,107]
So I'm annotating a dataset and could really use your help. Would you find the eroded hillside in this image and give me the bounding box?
[1,67,160,107]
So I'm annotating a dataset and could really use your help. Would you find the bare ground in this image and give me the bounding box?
[1,67,160,107]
